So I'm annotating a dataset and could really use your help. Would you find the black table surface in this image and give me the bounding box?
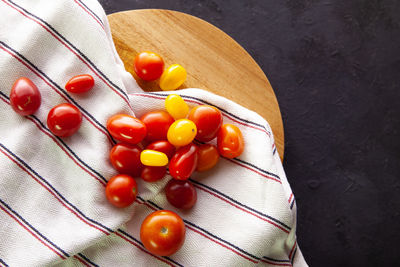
[98,1,400,266]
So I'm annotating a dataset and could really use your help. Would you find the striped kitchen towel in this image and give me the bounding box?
[0,0,308,266]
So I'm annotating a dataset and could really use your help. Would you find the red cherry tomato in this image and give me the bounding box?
[196,144,219,172]
[188,105,223,142]
[141,166,167,182]
[140,111,174,142]
[165,179,197,209]
[106,114,147,144]
[47,103,82,137]
[146,141,176,159]
[217,124,244,158]
[10,77,41,116]
[105,174,137,208]
[110,143,143,177]
[140,210,186,256]
[65,74,94,93]
[169,143,198,180]
[134,51,164,81]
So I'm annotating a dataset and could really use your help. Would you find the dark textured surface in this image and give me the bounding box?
[98,1,400,266]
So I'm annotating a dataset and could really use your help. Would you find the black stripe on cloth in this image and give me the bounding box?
[0,143,113,233]
[232,157,281,180]
[78,253,100,267]
[291,247,297,264]
[290,200,295,210]
[143,199,261,263]
[4,0,130,102]
[0,197,69,258]
[74,0,104,27]
[117,229,185,267]
[0,258,9,267]
[142,91,272,135]
[0,41,116,144]
[0,91,108,185]
[263,256,291,263]
[189,179,292,231]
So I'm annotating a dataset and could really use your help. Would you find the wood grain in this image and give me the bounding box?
[107,9,284,160]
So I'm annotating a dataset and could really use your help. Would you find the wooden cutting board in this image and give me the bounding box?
[107,9,284,160]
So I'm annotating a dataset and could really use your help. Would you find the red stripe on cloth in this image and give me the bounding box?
[73,255,91,267]
[288,193,293,203]
[131,93,271,137]
[73,0,104,30]
[289,240,297,259]
[224,157,281,183]
[114,232,176,267]
[0,147,109,234]
[1,0,132,109]
[193,184,290,234]
[0,45,114,145]
[261,258,292,266]
[0,204,66,260]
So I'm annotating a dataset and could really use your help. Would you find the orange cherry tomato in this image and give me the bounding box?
[134,51,164,81]
[140,210,186,256]
[217,124,244,158]
[106,114,147,144]
[105,174,137,208]
[65,74,94,93]
[196,144,219,172]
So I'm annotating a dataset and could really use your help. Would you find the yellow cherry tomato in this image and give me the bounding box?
[165,94,189,120]
[167,119,197,147]
[159,64,187,91]
[140,150,169,166]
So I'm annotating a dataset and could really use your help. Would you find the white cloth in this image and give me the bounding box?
[0,0,307,266]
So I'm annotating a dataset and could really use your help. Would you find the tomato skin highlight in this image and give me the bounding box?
[188,105,223,142]
[146,141,176,159]
[10,77,41,116]
[196,144,220,172]
[106,114,147,145]
[65,74,94,93]
[140,210,186,256]
[165,179,197,209]
[109,143,143,177]
[105,174,137,208]
[47,103,82,137]
[217,124,245,158]
[140,111,174,142]
[134,51,164,81]
[169,143,198,180]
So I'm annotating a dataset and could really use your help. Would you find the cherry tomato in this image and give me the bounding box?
[141,166,166,182]
[165,179,197,209]
[106,114,147,144]
[165,94,189,120]
[167,119,197,147]
[217,124,244,158]
[140,150,169,166]
[146,141,176,159]
[140,111,174,142]
[110,143,143,177]
[159,64,187,90]
[47,103,82,137]
[10,77,41,116]
[196,144,219,172]
[169,144,198,180]
[188,105,223,142]
[105,174,137,208]
[140,210,186,256]
[65,74,94,93]
[134,51,164,81]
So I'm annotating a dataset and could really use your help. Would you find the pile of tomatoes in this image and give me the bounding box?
[106,93,244,256]
[9,56,245,256]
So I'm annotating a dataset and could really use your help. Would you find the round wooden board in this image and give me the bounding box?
[107,9,284,160]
